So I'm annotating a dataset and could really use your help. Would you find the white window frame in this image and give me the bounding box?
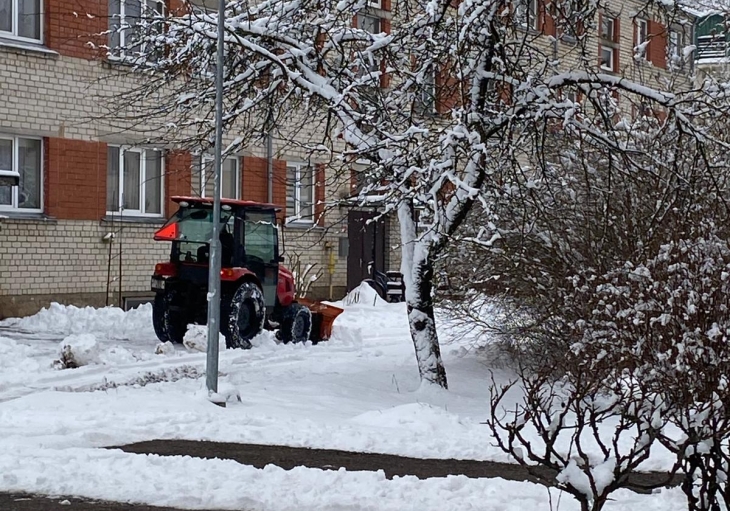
[0,0,43,43]
[199,155,241,200]
[286,162,314,224]
[600,16,616,42]
[668,29,681,57]
[515,0,538,31]
[0,134,43,212]
[109,0,165,56]
[636,18,649,46]
[368,0,381,8]
[106,145,164,217]
[420,66,437,114]
[600,46,615,71]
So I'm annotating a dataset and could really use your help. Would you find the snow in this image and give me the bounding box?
[0,299,686,510]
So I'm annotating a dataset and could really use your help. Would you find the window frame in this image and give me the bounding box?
[368,0,381,8]
[636,18,649,47]
[600,15,616,42]
[0,134,43,213]
[199,154,241,200]
[515,0,539,31]
[286,162,315,225]
[0,0,44,43]
[108,0,165,57]
[106,145,164,217]
[600,46,615,71]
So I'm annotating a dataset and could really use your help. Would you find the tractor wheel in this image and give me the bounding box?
[279,303,313,344]
[224,281,265,349]
[152,290,187,344]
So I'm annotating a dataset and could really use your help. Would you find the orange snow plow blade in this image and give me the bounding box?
[298,297,344,341]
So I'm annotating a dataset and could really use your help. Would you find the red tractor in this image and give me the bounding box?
[150,196,341,348]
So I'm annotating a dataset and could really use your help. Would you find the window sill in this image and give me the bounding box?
[284,221,323,231]
[0,212,57,223]
[0,37,58,58]
[101,215,165,225]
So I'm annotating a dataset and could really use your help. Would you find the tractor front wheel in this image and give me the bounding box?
[152,290,187,344]
[279,303,313,344]
[224,282,265,349]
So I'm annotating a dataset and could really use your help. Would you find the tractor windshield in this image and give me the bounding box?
[157,205,234,263]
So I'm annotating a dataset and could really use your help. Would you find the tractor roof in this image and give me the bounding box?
[172,196,281,212]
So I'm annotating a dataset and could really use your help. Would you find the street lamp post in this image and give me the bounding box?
[205,0,226,396]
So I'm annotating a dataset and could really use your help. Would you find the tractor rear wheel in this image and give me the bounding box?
[152,290,187,344]
[224,281,265,349]
[279,303,313,344]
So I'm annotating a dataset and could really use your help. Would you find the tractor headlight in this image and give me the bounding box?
[151,277,166,291]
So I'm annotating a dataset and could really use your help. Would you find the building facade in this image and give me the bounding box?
[0,0,702,318]
[0,0,404,318]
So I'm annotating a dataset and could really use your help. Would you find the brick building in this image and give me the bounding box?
[0,0,404,318]
[0,0,702,318]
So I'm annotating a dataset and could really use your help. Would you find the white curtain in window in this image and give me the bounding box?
[123,151,141,211]
[222,158,238,199]
[107,147,120,212]
[18,138,40,209]
[18,0,40,39]
[0,0,13,32]
[145,149,162,214]
[0,139,11,171]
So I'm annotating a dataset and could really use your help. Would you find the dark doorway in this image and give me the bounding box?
[347,210,388,291]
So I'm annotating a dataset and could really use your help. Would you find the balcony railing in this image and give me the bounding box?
[696,34,729,62]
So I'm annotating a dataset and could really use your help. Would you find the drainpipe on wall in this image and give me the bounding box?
[266,108,274,204]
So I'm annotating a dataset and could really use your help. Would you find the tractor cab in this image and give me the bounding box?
[149,196,339,349]
[153,197,285,311]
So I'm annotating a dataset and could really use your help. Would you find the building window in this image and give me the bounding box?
[600,46,615,71]
[109,0,164,54]
[286,163,313,223]
[0,135,42,211]
[106,146,163,216]
[600,15,616,41]
[636,19,648,47]
[0,0,42,41]
[199,156,240,199]
[514,0,538,31]
[417,66,437,114]
[356,14,381,75]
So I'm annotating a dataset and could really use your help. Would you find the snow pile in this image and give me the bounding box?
[182,325,226,353]
[57,334,101,368]
[56,334,141,369]
[340,281,389,308]
[5,303,155,341]
[0,337,43,376]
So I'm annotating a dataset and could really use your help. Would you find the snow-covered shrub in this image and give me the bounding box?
[471,111,730,509]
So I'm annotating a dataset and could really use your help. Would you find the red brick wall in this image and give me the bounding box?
[242,156,288,220]
[272,159,287,215]
[45,0,108,59]
[164,150,192,216]
[314,163,325,226]
[45,137,107,220]
[648,20,667,69]
[241,156,268,203]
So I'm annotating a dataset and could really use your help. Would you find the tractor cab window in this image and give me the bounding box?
[243,210,277,264]
[166,205,234,263]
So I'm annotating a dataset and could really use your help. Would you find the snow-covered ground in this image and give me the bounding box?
[0,285,686,510]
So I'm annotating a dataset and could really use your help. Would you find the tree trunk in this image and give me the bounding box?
[398,201,448,389]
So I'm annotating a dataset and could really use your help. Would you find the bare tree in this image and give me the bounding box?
[99,0,729,393]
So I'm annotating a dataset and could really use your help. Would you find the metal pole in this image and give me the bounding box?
[266,107,274,204]
[205,0,226,395]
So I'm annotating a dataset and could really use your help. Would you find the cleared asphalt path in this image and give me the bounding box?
[0,440,683,510]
